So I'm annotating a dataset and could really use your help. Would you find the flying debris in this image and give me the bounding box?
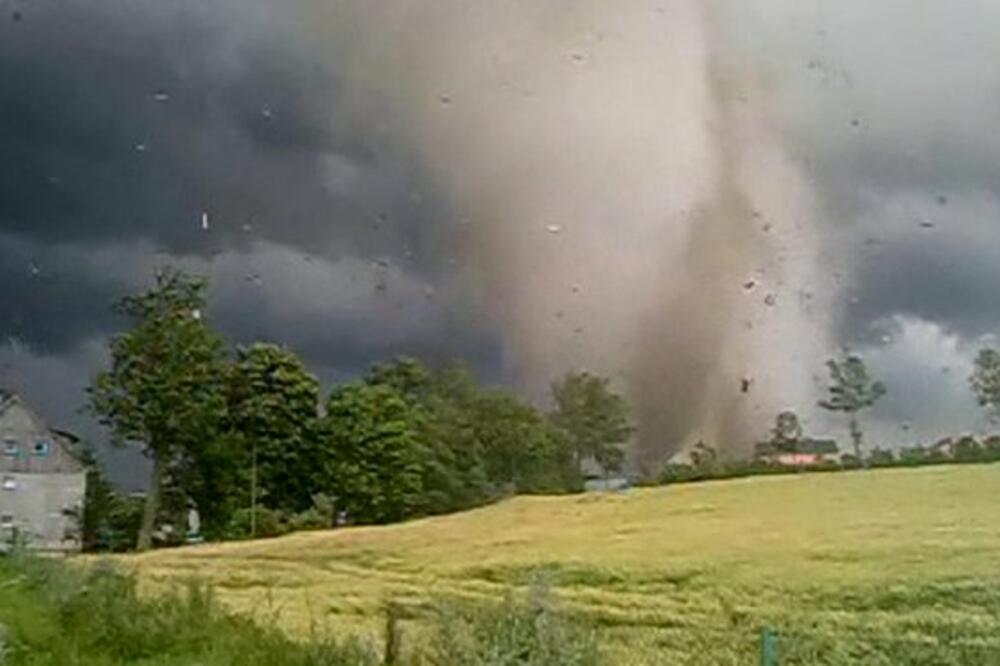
[135,143,147,153]
[438,93,452,105]
[245,273,262,286]
[261,107,274,120]
[743,279,757,291]
[11,10,21,21]
[937,194,949,206]
[740,377,752,394]
[545,224,562,234]
[201,212,210,231]
[29,262,40,277]
[918,219,935,229]
[191,309,202,321]
[153,89,169,102]
[763,293,777,307]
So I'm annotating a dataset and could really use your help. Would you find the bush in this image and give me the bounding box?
[0,554,377,665]
[421,587,602,666]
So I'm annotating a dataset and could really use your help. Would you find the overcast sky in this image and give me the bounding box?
[1,0,998,484]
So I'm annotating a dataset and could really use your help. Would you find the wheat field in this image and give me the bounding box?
[113,464,1000,664]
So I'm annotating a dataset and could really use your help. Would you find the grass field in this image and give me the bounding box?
[115,464,1000,664]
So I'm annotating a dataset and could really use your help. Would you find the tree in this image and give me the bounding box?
[88,268,227,551]
[770,410,803,453]
[227,343,320,517]
[316,383,424,524]
[364,358,493,513]
[473,389,577,493]
[971,348,1000,420]
[818,354,885,462]
[549,371,633,477]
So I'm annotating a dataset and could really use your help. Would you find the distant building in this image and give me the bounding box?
[0,391,86,553]
[753,438,839,466]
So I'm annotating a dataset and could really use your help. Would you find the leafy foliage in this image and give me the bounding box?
[818,354,885,460]
[227,343,321,514]
[88,267,228,550]
[318,383,425,524]
[970,347,1000,419]
[550,371,633,476]
[769,410,803,453]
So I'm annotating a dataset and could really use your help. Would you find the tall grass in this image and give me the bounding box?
[0,552,603,665]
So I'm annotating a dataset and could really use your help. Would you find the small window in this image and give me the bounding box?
[33,441,50,456]
[3,438,17,457]
[0,514,13,527]
[1,476,15,491]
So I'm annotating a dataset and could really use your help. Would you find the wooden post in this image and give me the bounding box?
[384,602,402,666]
[761,626,778,666]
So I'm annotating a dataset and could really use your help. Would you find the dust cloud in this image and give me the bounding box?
[314,0,835,467]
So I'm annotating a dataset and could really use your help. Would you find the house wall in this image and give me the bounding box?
[0,401,83,474]
[0,396,86,553]
[0,472,86,552]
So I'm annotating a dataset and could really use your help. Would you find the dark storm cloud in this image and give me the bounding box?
[0,0,497,483]
[0,0,474,352]
[3,0,1000,480]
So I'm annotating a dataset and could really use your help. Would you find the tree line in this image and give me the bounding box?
[85,268,633,551]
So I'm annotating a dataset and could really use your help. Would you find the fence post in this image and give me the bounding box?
[760,626,778,666]
[384,602,402,666]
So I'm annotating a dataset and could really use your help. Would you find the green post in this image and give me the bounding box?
[761,626,778,666]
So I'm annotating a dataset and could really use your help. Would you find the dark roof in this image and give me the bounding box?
[755,438,838,456]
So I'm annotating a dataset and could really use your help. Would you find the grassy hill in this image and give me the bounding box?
[117,464,1000,664]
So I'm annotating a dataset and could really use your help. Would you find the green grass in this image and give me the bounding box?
[115,464,1000,664]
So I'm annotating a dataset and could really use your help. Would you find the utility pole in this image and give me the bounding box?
[250,441,257,538]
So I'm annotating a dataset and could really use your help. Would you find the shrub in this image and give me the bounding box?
[421,587,602,666]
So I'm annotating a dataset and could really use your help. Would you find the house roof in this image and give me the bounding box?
[0,389,84,459]
[755,438,838,456]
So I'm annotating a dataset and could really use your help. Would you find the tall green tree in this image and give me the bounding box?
[365,358,496,513]
[88,268,227,551]
[971,347,1000,420]
[317,383,424,524]
[474,390,577,493]
[549,371,633,477]
[227,343,320,516]
[818,354,886,461]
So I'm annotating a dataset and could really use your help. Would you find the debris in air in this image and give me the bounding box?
[740,377,752,394]
[201,212,210,231]
[153,89,169,102]
[743,280,757,291]
[191,309,202,321]
[245,273,262,286]
[937,194,948,206]
[438,93,452,105]
[545,224,562,234]
[135,143,147,153]
[918,219,935,229]
[763,293,777,307]
[261,108,273,120]
[12,10,21,22]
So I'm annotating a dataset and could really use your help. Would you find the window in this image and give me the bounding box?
[1,476,15,491]
[2,438,17,457]
[34,440,50,456]
[0,514,13,528]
